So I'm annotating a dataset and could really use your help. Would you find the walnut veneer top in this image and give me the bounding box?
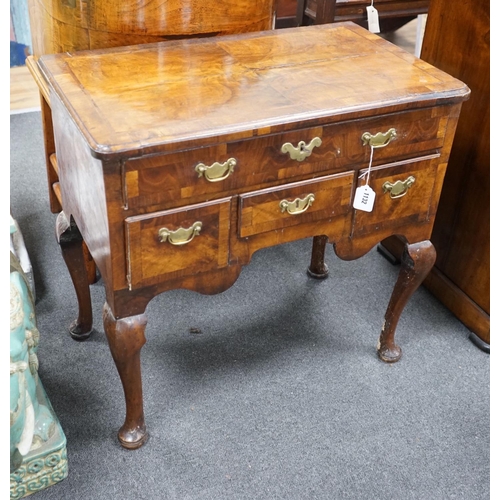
[38,23,469,159]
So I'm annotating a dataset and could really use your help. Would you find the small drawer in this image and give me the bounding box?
[123,128,333,210]
[352,156,439,236]
[332,106,448,166]
[239,172,354,238]
[123,107,448,210]
[125,198,231,289]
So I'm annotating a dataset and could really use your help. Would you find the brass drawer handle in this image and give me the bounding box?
[361,128,397,148]
[382,176,416,199]
[279,193,315,215]
[195,158,236,182]
[158,221,202,245]
[281,137,322,162]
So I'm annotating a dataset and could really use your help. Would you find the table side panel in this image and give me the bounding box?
[51,93,114,287]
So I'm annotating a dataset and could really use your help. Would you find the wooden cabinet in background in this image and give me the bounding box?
[275,0,305,28]
[381,0,490,351]
[302,0,429,32]
[421,0,490,350]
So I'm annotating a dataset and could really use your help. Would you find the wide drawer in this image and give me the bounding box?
[125,198,231,289]
[352,156,439,236]
[123,107,448,210]
[239,172,354,238]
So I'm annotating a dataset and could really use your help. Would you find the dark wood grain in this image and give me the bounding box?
[308,235,330,278]
[304,0,428,31]
[419,0,490,346]
[312,0,337,24]
[38,96,60,212]
[379,0,490,346]
[276,0,305,28]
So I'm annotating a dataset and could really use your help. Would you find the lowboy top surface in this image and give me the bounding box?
[38,22,469,159]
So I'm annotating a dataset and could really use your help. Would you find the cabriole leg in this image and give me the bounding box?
[103,303,148,449]
[308,235,329,279]
[55,211,93,340]
[378,240,436,363]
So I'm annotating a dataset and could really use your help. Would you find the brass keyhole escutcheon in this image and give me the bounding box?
[382,176,416,199]
[281,137,322,162]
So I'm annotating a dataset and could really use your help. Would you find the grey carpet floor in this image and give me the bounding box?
[10,112,489,499]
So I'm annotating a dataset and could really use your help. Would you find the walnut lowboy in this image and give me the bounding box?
[37,23,469,449]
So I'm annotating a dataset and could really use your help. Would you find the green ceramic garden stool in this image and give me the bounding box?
[10,218,68,498]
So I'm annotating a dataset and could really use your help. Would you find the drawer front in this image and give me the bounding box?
[125,198,231,289]
[124,107,448,210]
[239,172,354,238]
[352,157,439,236]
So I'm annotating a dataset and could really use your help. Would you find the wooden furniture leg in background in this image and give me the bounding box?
[314,0,337,24]
[103,303,148,450]
[83,243,98,285]
[275,0,306,28]
[39,94,61,214]
[308,235,329,279]
[378,240,436,363]
[377,235,404,265]
[56,212,93,340]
